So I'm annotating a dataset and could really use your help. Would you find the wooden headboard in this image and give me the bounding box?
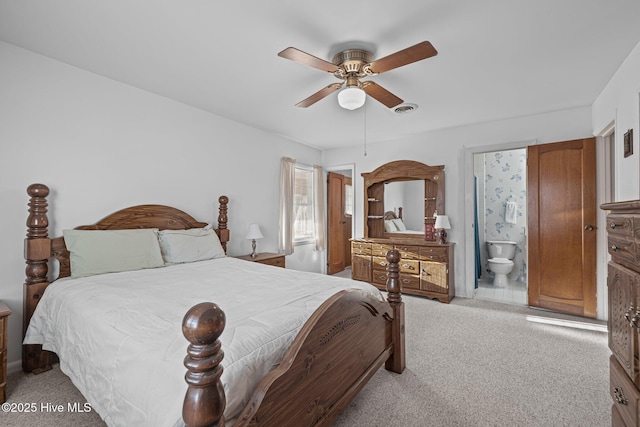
[50,202,229,280]
[384,207,403,221]
[22,183,229,372]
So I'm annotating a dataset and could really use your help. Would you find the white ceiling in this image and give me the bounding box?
[1,1,640,150]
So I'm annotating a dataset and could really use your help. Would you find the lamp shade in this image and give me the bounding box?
[245,223,263,240]
[337,87,366,110]
[434,215,451,230]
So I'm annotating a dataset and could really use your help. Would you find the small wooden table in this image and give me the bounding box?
[234,252,285,268]
[0,301,11,404]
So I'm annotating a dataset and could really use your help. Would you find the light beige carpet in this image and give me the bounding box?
[5,296,610,426]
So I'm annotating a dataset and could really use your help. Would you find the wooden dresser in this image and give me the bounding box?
[0,301,11,404]
[602,200,640,426]
[351,238,454,303]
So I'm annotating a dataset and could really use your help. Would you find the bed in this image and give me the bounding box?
[383,210,423,235]
[22,183,405,427]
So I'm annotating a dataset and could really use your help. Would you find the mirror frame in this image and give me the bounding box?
[362,160,445,239]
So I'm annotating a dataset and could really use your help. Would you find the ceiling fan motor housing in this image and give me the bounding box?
[332,49,374,77]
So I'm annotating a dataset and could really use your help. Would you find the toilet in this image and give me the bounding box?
[486,241,517,287]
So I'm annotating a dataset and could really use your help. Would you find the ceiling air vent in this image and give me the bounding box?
[394,103,418,114]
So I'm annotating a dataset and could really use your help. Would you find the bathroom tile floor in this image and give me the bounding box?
[475,277,527,306]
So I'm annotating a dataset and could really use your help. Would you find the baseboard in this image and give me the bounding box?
[7,359,22,374]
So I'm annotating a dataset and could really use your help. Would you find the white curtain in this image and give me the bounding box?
[278,157,296,255]
[313,165,326,251]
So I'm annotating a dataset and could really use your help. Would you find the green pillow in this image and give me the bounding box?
[63,229,164,278]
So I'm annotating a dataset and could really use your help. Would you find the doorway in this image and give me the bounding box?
[465,138,599,318]
[326,165,355,275]
[473,148,528,306]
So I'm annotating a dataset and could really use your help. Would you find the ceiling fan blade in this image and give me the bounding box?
[367,41,438,74]
[362,81,403,108]
[295,83,344,108]
[278,47,340,73]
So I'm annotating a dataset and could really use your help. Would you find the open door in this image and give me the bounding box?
[527,138,597,317]
[327,172,352,275]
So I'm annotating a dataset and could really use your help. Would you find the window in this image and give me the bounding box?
[293,166,314,243]
[344,183,353,217]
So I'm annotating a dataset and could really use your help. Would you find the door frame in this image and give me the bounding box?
[463,140,535,299]
[596,120,616,322]
[325,163,356,274]
[464,137,611,321]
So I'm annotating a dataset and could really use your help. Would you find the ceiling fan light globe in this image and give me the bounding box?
[338,87,366,110]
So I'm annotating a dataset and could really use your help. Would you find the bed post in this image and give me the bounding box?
[385,249,406,373]
[23,183,55,373]
[182,302,227,427]
[217,196,229,253]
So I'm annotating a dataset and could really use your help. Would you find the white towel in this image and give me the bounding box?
[505,200,517,224]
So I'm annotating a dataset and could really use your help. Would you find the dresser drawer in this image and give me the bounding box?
[372,256,391,271]
[372,270,390,286]
[260,256,285,268]
[372,271,420,290]
[398,259,420,274]
[351,241,372,255]
[419,246,448,262]
[611,356,640,427]
[612,403,628,427]
[399,274,421,290]
[609,235,639,270]
[394,245,421,260]
[608,215,636,239]
[371,244,394,257]
[373,256,419,274]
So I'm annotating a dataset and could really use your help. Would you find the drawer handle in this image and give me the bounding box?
[379,261,388,267]
[402,279,411,284]
[378,275,387,281]
[614,387,628,405]
[402,263,415,270]
[625,305,634,323]
[610,222,617,229]
[611,244,619,251]
[422,270,432,276]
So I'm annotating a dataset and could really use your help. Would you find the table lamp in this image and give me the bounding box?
[246,223,263,258]
[434,215,451,244]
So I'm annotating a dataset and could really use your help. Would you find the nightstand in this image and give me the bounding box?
[234,252,285,268]
[0,301,11,404]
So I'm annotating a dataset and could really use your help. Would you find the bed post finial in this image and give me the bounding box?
[182,302,226,427]
[217,196,229,253]
[385,249,405,373]
[385,249,401,304]
[25,183,50,286]
[24,183,55,373]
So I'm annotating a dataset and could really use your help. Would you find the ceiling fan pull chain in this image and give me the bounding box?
[363,103,367,157]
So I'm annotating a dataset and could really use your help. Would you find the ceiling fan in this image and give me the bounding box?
[278,41,437,110]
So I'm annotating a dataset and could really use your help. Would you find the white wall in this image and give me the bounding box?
[593,40,640,200]
[0,42,322,369]
[323,106,593,302]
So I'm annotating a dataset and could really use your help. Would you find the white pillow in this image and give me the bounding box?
[384,220,398,232]
[63,229,164,278]
[158,228,225,264]
[392,218,407,231]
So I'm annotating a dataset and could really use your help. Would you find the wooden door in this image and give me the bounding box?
[527,138,597,317]
[327,172,352,275]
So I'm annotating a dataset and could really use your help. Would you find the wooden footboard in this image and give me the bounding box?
[182,250,405,427]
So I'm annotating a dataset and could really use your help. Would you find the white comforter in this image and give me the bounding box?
[24,257,382,426]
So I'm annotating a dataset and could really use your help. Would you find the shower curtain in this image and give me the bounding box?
[474,176,481,288]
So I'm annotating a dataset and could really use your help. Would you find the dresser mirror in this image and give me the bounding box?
[362,160,445,239]
[383,181,426,234]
